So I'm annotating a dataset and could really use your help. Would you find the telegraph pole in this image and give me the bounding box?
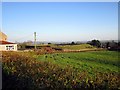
[34,32,36,51]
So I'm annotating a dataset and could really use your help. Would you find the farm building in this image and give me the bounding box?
[0,31,7,41]
[0,31,17,51]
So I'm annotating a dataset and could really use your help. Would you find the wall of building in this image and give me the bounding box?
[0,32,7,41]
[0,44,17,51]
[0,45,6,51]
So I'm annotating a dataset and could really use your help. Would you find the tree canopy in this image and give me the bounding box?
[88,39,101,48]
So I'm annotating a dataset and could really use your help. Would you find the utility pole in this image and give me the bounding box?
[34,32,36,51]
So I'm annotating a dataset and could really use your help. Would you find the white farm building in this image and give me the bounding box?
[0,31,17,51]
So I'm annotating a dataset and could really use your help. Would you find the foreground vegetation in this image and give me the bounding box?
[2,51,120,89]
[38,51,119,74]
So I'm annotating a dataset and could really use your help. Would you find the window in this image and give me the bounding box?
[6,45,14,50]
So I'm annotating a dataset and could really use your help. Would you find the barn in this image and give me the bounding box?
[0,31,17,51]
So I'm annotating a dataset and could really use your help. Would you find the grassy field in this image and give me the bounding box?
[50,44,96,50]
[2,50,120,89]
[37,44,96,50]
[37,51,120,76]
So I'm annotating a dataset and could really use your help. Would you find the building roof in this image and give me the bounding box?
[0,41,16,45]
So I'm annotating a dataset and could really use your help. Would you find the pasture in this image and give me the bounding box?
[2,50,120,89]
[38,51,120,75]
[50,44,95,50]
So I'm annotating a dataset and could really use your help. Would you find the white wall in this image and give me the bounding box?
[0,45,6,51]
[0,44,17,51]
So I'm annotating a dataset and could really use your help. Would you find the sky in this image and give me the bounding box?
[2,2,118,42]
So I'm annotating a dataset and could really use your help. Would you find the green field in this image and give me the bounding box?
[50,44,96,50]
[2,50,120,89]
[37,51,120,76]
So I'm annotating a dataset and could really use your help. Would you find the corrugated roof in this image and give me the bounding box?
[0,41,16,45]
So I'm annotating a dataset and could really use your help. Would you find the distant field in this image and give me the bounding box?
[50,44,96,50]
[38,51,120,75]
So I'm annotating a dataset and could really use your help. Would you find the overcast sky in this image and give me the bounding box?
[2,2,118,42]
